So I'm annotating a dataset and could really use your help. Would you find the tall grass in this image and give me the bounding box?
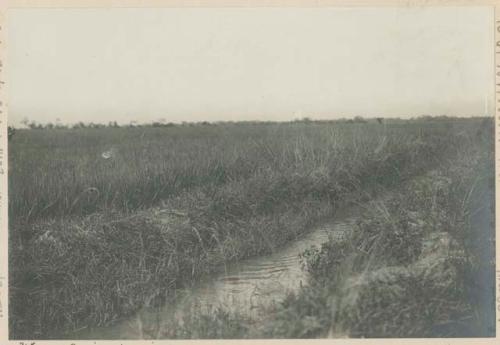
[8,118,492,339]
[258,126,494,338]
[10,120,479,223]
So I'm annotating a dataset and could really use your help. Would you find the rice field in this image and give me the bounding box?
[260,140,495,338]
[8,117,494,339]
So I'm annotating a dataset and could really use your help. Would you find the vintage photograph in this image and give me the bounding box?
[5,4,496,340]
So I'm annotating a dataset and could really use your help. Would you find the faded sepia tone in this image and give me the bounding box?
[1,1,497,343]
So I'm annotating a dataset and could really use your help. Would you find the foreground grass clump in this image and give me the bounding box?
[259,134,494,338]
[9,118,492,338]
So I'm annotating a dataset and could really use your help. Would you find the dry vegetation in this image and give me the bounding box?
[8,118,494,339]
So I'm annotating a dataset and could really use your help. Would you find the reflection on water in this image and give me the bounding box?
[78,212,358,339]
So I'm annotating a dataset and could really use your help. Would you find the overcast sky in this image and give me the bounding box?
[7,6,494,126]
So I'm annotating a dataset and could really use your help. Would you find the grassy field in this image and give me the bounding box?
[8,117,494,339]
[258,135,495,338]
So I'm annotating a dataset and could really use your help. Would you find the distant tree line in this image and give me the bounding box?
[8,126,16,141]
[16,118,180,130]
[11,114,479,131]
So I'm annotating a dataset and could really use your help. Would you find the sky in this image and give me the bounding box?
[7,6,494,126]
